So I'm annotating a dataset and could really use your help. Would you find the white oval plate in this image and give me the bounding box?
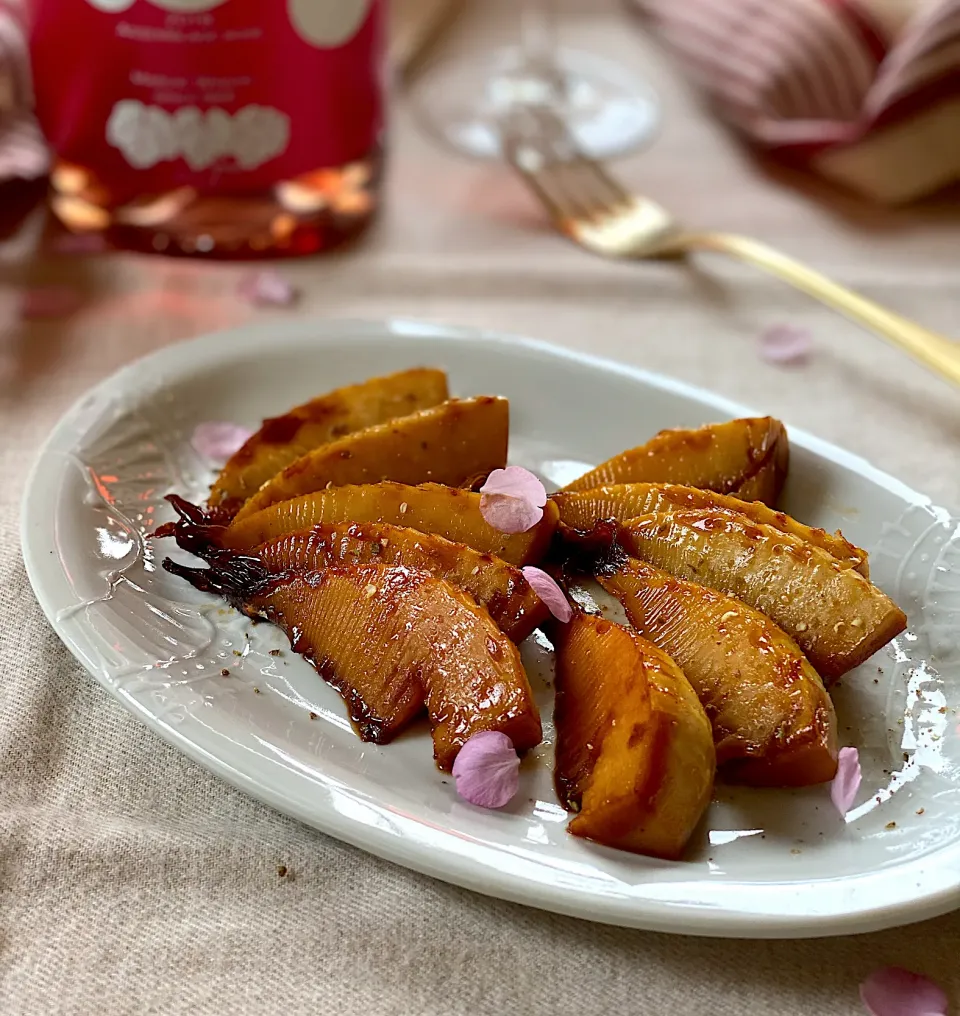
[21,319,960,938]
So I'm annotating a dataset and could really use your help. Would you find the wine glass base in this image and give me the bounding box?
[412,46,660,160]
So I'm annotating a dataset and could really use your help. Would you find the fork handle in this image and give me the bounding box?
[682,231,960,388]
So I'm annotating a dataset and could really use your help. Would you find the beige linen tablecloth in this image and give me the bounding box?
[2,2,959,1012]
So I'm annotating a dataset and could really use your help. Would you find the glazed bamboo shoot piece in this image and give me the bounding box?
[618,510,906,680]
[233,396,509,521]
[162,557,542,771]
[218,522,547,643]
[595,555,838,786]
[552,612,715,859]
[209,367,449,513]
[552,482,868,576]
[563,418,789,506]
[218,483,559,565]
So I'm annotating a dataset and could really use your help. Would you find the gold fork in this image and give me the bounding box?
[500,105,960,389]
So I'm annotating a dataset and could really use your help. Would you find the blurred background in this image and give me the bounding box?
[4,0,959,253]
[1,0,959,492]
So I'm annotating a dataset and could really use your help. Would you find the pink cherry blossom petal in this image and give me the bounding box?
[479,466,548,534]
[191,422,253,462]
[759,324,813,365]
[480,493,544,534]
[18,285,82,319]
[480,466,547,507]
[452,731,520,809]
[521,566,573,623]
[831,745,862,816]
[237,269,298,307]
[860,967,948,1016]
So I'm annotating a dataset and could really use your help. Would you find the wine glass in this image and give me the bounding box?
[411,0,659,160]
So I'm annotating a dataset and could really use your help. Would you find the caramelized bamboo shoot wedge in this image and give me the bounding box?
[162,557,542,770]
[251,523,548,643]
[220,482,559,566]
[551,612,715,859]
[595,555,838,786]
[210,367,449,513]
[233,396,508,521]
[619,510,906,680]
[552,482,868,576]
[563,417,789,506]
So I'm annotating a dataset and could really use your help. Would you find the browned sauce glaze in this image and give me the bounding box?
[257,413,307,446]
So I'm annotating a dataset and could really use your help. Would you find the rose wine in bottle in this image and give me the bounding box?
[28,0,385,257]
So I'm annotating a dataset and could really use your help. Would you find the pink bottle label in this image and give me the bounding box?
[28,0,384,200]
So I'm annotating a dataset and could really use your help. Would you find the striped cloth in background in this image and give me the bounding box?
[632,0,960,203]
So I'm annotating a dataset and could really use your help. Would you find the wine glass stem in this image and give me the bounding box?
[514,0,566,104]
[520,0,559,75]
